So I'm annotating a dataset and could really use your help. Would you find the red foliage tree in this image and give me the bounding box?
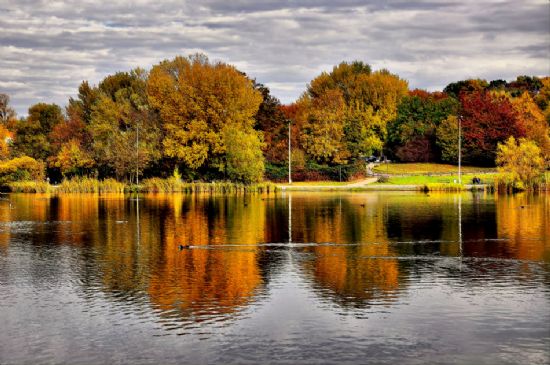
[460,91,525,165]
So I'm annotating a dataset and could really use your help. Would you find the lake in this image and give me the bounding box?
[0,191,549,364]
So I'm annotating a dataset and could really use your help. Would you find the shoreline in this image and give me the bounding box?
[277,184,491,192]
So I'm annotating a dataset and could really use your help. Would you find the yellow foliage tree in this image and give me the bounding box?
[511,92,550,165]
[52,139,95,177]
[301,62,408,163]
[147,54,263,173]
[0,124,11,160]
[496,137,545,190]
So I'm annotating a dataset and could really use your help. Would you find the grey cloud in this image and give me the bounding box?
[0,0,548,115]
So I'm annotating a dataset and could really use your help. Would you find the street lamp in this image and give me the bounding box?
[458,115,462,185]
[288,119,292,185]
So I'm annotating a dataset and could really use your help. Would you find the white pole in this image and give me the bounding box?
[458,116,462,185]
[136,120,139,186]
[288,120,292,185]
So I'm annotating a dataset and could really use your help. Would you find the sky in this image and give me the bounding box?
[0,0,549,116]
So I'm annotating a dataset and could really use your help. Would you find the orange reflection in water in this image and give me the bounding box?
[146,194,266,318]
[496,193,550,261]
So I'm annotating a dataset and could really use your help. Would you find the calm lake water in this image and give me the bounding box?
[0,191,549,364]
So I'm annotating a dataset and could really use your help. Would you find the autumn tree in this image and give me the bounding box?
[147,54,263,179]
[0,124,11,160]
[436,115,459,163]
[224,128,265,183]
[90,69,161,181]
[388,91,459,162]
[52,139,94,177]
[510,92,550,165]
[443,79,488,98]
[300,89,348,164]
[460,91,525,165]
[253,82,288,164]
[534,77,550,125]
[496,137,545,190]
[12,103,64,161]
[300,62,408,164]
[0,93,17,127]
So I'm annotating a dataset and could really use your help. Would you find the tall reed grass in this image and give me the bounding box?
[141,178,277,193]
[57,177,126,193]
[493,173,549,193]
[7,181,51,193]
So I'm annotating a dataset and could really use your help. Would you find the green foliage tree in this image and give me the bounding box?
[436,115,459,163]
[224,128,265,183]
[443,79,488,98]
[90,69,161,181]
[12,103,64,161]
[496,137,545,190]
[388,92,459,161]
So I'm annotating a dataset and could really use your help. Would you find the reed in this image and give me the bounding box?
[493,173,548,193]
[140,178,277,193]
[7,181,51,193]
[57,177,126,193]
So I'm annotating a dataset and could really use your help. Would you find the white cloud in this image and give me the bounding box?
[0,0,548,115]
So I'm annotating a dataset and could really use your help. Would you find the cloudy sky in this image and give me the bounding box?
[1,0,549,115]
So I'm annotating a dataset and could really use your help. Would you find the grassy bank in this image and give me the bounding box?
[376,173,497,185]
[372,163,494,175]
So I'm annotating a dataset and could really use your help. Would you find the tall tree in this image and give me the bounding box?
[253,82,288,164]
[0,93,17,127]
[12,103,64,161]
[388,91,459,162]
[443,79,488,98]
[510,92,550,164]
[90,69,161,181]
[147,54,263,177]
[300,89,348,164]
[301,62,408,164]
[460,91,525,165]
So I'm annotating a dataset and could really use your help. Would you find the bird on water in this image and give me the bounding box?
[179,244,191,250]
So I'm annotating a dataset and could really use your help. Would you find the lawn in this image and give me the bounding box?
[277,180,350,186]
[372,162,495,175]
[377,173,497,185]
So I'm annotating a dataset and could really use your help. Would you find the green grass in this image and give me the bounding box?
[375,173,497,185]
[277,180,350,186]
[372,163,495,175]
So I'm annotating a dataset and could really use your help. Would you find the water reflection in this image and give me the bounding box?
[0,192,549,363]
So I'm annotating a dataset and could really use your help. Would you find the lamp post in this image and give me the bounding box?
[288,119,292,185]
[136,119,139,186]
[458,115,462,185]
